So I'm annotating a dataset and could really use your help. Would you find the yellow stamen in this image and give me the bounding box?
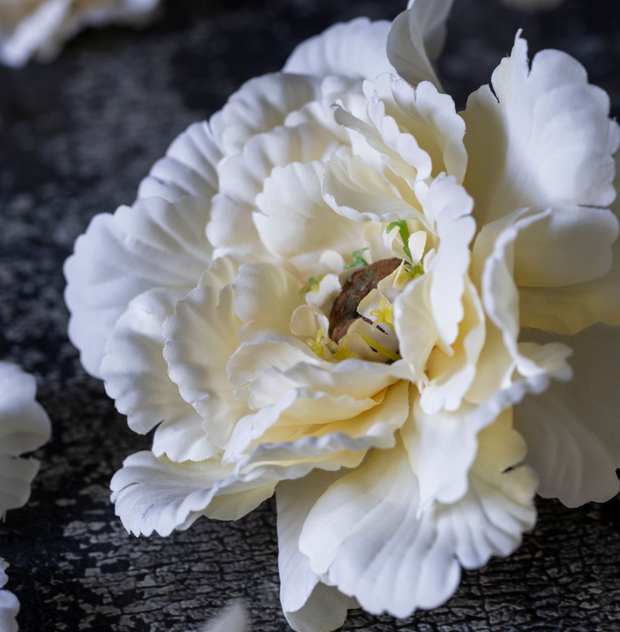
[306,328,327,357]
[331,334,360,362]
[369,297,394,331]
[361,333,401,362]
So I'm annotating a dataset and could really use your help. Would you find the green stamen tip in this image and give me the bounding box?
[343,247,370,270]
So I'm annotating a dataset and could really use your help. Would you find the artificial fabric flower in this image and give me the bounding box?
[65,0,620,628]
[0,0,160,67]
[0,559,18,632]
[0,361,51,518]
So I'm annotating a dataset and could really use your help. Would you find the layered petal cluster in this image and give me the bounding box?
[65,0,620,629]
[0,0,159,67]
[0,361,51,518]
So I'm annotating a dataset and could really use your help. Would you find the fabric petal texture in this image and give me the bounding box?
[0,560,18,632]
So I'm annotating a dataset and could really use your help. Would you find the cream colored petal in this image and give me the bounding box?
[515,324,620,506]
[138,121,221,203]
[387,0,455,89]
[162,284,247,451]
[254,161,364,259]
[65,196,212,377]
[421,276,485,414]
[300,414,535,618]
[365,75,467,184]
[462,34,620,288]
[277,472,358,632]
[323,153,424,224]
[110,451,276,537]
[218,123,341,207]
[283,17,394,81]
[210,73,320,156]
[230,380,410,482]
[233,263,302,343]
[100,287,216,462]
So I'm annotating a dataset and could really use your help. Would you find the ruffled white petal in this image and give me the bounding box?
[283,18,394,81]
[110,451,276,537]
[65,195,212,377]
[387,0,455,89]
[254,161,364,259]
[163,283,247,450]
[0,560,18,632]
[199,603,248,632]
[138,121,222,203]
[462,34,620,288]
[210,73,321,157]
[299,418,535,618]
[0,362,51,517]
[101,287,215,462]
[515,324,620,506]
[276,471,357,632]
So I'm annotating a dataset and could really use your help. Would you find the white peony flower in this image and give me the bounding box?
[0,559,18,632]
[0,0,160,67]
[64,0,620,628]
[0,361,51,518]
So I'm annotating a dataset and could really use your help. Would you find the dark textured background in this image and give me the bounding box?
[1,0,620,630]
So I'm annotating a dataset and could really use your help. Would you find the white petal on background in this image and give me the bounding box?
[478,208,573,381]
[163,284,247,450]
[110,451,276,537]
[283,17,394,81]
[387,0,455,89]
[254,161,364,259]
[364,75,467,184]
[100,287,215,463]
[300,419,535,619]
[65,195,212,377]
[0,560,18,632]
[515,324,620,507]
[233,263,302,343]
[0,0,159,68]
[299,441,461,617]
[138,121,222,203]
[277,471,357,632]
[199,603,248,632]
[210,73,321,156]
[0,362,51,518]
[218,123,341,208]
[519,154,620,334]
[462,34,620,288]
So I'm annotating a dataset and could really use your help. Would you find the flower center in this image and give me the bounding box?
[329,258,402,342]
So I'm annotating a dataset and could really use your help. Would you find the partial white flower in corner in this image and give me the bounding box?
[0,362,51,518]
[65,0,620,629]
[199,603,248,632]
[0,559,18,632]
[0,0,160,67]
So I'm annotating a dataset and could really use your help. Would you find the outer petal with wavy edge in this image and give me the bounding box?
[210,73,321,157]
[515,324,620,506]
[299,414,536,619]
[277,470,358,632]
[462,34,620,288]
[387,0,455,90]
[283,18,394,81]
[138,121,222,203]
[65,195,212,377]
[163,282,248,451]
[100,286,215,463]
[0,362,51,518]
[110,451,276,537]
